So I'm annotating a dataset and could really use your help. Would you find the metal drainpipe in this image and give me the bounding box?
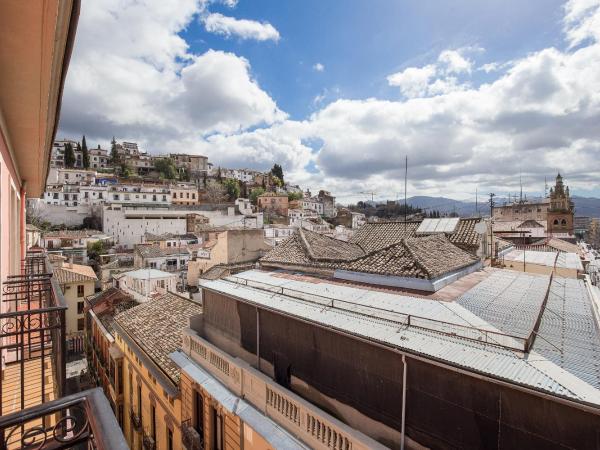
[401,354,407,450]
[256,307,260,370]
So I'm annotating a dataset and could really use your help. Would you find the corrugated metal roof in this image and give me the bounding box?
[203,270,600,406]
[504,250,583,270]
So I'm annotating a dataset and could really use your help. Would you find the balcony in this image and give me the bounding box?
[130,408,142,431]
[0,388,128,450]
[1,252,66,417]
[0,252,127,449]
[181,420,203,450]
[143,432,156,450]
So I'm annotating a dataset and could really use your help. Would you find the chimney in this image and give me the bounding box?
[68,256,74,269]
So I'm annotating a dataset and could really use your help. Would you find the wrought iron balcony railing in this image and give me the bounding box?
[0,388,128,450]
[1,252,68,416]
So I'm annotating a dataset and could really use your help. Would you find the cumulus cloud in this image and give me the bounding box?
[438,50,472,74]
[313,63,325,72]
[60,0,285,154]
[202,13,280,41]
[387,65,437,98]
[563,0,600,47]
[58,0,600,201]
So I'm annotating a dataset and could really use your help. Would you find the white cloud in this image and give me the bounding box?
[387,64,437,98]
[203,12,280,41]
[60,0,285,150]
[437,49,472,74]
[59,0,600,201]
[313,63,325,72]
[563,0,600,47]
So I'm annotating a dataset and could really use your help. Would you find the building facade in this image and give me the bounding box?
[547,173,575,235]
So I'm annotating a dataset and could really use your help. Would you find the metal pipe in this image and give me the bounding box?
[256,307,260,370]
[401,354,407,450]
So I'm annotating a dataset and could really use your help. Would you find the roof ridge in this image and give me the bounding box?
[402,238,432,278]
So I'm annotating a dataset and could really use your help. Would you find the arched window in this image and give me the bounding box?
[553,219,559,225]
[561,219,567,226]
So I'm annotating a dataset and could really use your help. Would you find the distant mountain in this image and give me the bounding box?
[572,196,600,218]
[405,196,482,216]
[404,195,600,218]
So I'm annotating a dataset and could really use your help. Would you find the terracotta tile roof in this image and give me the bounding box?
[350,218,483,253]
[200,263,257,280]
[545,238,581,254]
[349,221,420,252]
[115,293,202,384]
[89,288,138,336]
[448,218,483,251]
[54,263,98,284]
[261,229,478,279]
[135,244,189,258]
[43,229,104,239]
[144,232,198,241]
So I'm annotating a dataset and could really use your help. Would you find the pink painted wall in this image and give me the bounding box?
[0,126,24,314]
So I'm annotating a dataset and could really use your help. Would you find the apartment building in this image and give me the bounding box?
[134,244,191,272]
[171,183,200,205]
[107,183,172,206]
[113,293,203,450]
[114,268,178,303]
[0,1,127,446]
[257,191,289,216]
[170,153,209,173]
[52,257,98,336]
[89,146,110,168]
[85,288,137,426]
[186,229,270,287]
[47,167,96,185]
[196,268,600,449]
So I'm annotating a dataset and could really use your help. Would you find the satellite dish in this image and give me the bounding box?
[475,222,487,235]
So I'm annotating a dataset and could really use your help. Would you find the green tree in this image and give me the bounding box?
[154,158,177,179]
[205,180,227,204]
[110,136,120,166]
[224,179,240,201]
[271,164,284,183]
[288,192,303,201]
[81,135,90,169]
[120,162,132,178]
[250,187,265,205]
[64,142,75,168]
[271,175,283,187]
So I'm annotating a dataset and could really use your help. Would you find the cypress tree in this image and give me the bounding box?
[82,135,90,169]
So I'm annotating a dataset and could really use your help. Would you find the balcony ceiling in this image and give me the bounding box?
[0,1,78,197]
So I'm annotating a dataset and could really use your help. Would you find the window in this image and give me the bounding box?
[167,428,173,450]
[151,405,156,441]
[77,285,85,297]
[194,391,204,437]
[77,301,84,314]
[152,195,157,201]
[77,318,85,331]
[553,219,559,225]
[212,407,223,450]
[137,385,142,416]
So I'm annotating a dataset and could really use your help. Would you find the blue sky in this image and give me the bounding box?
[59,0,600,201]
[181,0,566,119]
